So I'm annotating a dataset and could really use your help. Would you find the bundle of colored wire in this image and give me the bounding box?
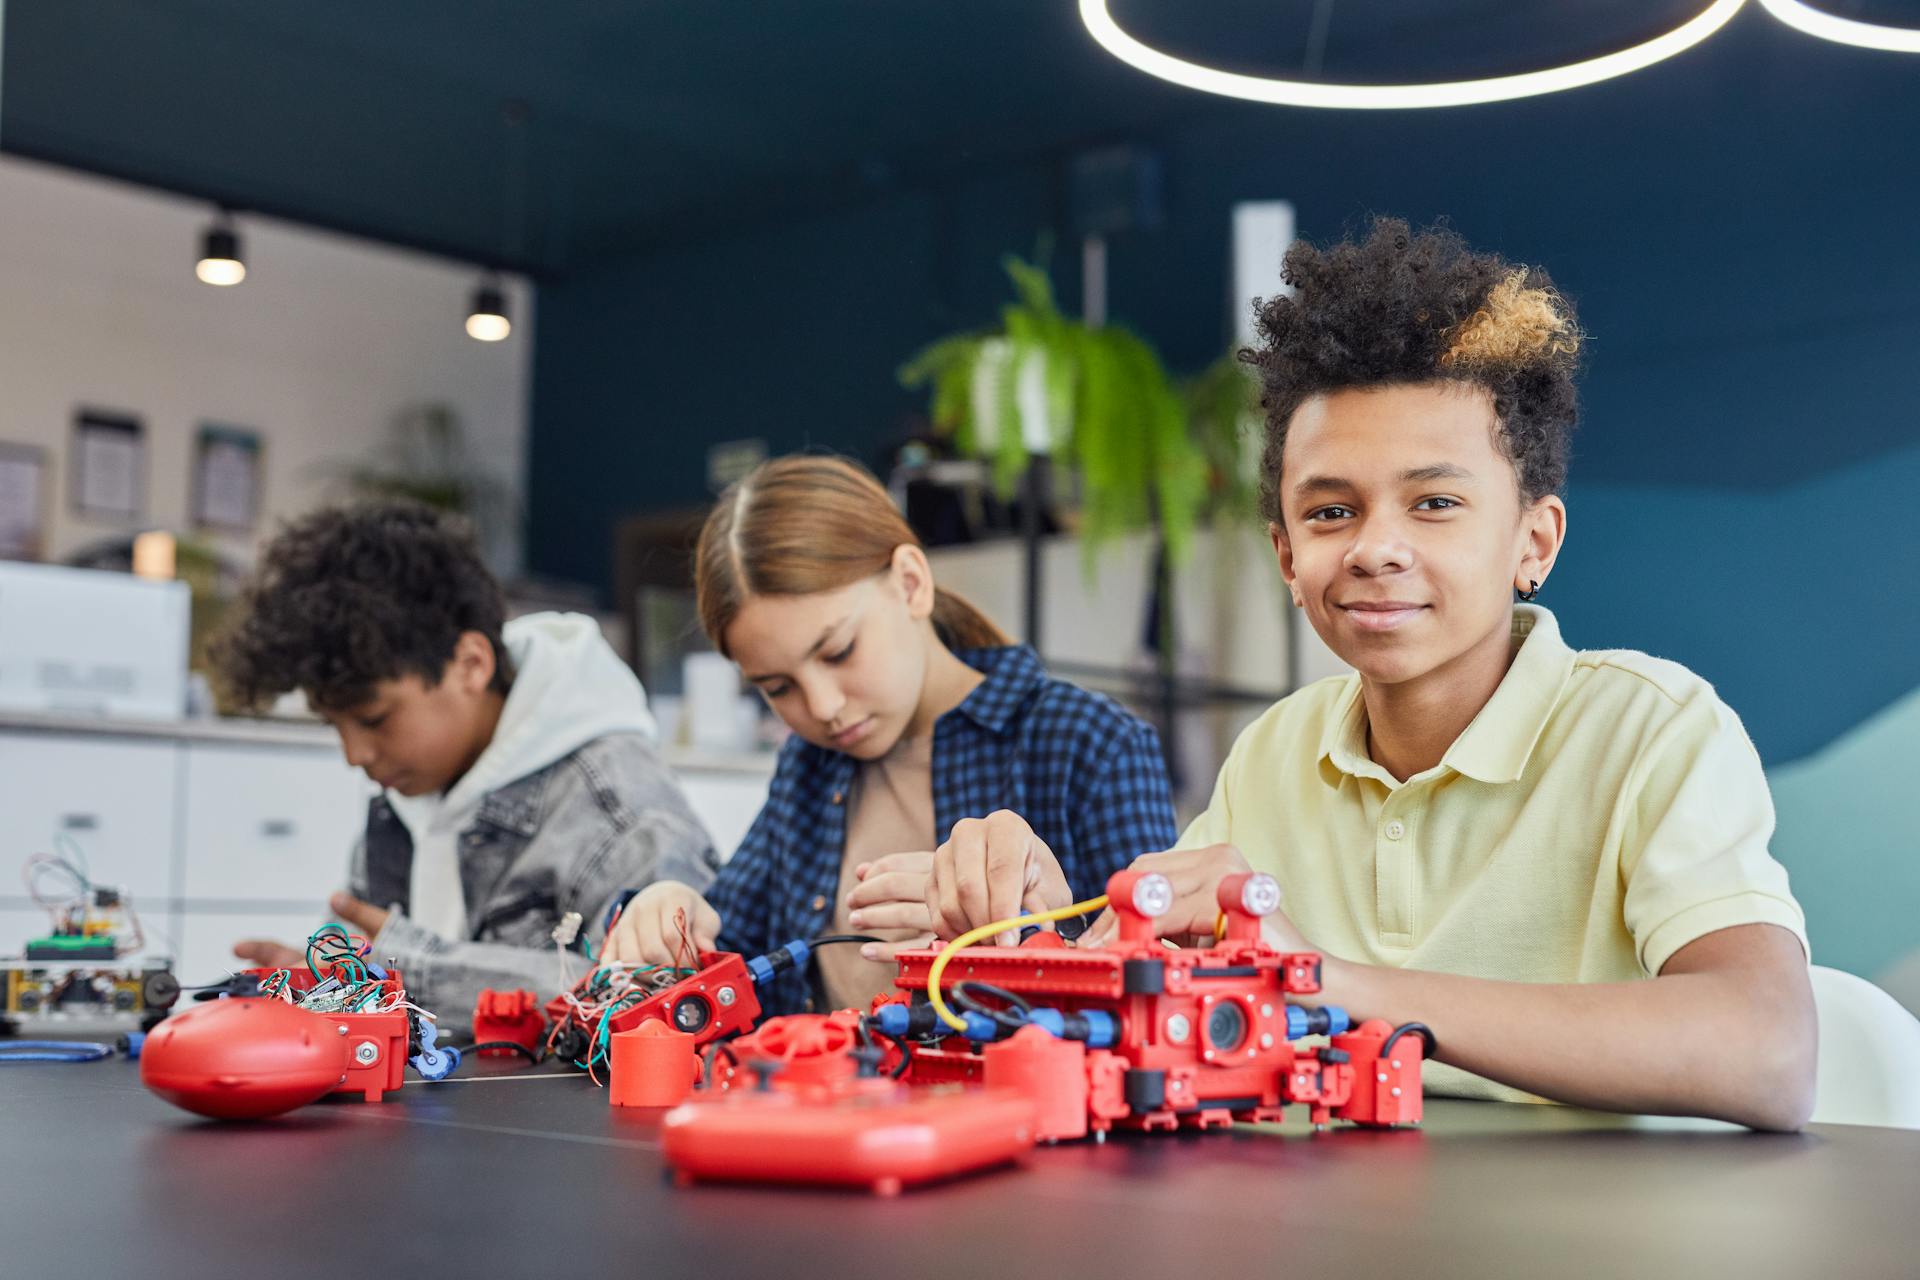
[547,961,696,1081]
[24,836,94,933]
[305,923,374,984]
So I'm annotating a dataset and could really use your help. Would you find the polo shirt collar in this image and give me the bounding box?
[1318,605,1575,787]
[1443,605,1575,783]
[947,645,1047,736]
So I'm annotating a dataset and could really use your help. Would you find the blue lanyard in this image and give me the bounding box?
[0,1041,114,1063]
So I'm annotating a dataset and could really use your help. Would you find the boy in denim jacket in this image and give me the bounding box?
[212,502,717,1022]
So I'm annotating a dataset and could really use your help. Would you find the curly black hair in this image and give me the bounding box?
[1241,217,1582,525]
[209,502,513,711]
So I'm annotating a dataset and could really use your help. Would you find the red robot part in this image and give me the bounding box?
[545,951,762,1065]
[608,1019,699,1108]
[472,988,547,1056]
[725,1011,865,1092]
[141,998,351,1120]
[660,1011,1042,1194]
[661,1076,1039,1196]
[890,870,1424,1134]
[237,965,413,1102]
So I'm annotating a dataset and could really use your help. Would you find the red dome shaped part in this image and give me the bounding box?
[141,999,351,1120]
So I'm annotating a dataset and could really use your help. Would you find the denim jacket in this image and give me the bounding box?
[353,731,718,1028]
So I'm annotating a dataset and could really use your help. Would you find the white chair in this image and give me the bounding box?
[1809,965,1920,1129]
[1876,948,1920,1022]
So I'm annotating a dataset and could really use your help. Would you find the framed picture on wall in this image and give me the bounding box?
[192,424,263,533]
[70,409,145,521]
[0,442,48,561]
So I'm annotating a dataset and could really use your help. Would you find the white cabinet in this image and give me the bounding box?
[0,735,180,898]
[0,722,368,988]
[677,769,773,863]
[173,742,367,987]
[179,743,369,902]
[173,908,325,991]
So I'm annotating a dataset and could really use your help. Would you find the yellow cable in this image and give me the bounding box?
[926,894,1109,1033]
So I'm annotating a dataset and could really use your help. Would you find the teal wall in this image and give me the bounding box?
[1770,680,1920,986]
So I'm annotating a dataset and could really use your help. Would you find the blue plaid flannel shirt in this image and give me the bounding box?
[707,644,1178,1015]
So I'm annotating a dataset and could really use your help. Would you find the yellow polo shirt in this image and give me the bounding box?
[1178,605,1807,1102]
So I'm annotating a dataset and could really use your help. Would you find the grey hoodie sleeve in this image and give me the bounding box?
[365,751,722,1031]
[368,910,571,1036]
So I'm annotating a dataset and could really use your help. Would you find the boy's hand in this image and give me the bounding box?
[231,939,304,969]
[1078,844,1308,950]
[926,810,1073,945]
[601,882,721,967]
[844,851,938,962]
[327,892,391,940]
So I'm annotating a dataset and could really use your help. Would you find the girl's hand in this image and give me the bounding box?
[601,881,721,966]
[925,810,1073,945]
[845,851,938,962]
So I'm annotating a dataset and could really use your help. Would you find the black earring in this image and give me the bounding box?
[1516,579,1541,602]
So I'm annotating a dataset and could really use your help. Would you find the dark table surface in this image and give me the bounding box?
[3,1053,1916,1279]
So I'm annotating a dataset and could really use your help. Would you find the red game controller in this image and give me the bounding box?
[141,998,351,1120]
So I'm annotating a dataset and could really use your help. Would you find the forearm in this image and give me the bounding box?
[371,913,571,1036]
[1328,954,1815,1131]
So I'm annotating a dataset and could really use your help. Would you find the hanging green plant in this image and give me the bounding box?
[1182,349,1265,525]
[900,256,1224,564]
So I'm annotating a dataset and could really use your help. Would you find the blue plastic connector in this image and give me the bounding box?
[873,1003,914,1038]
[1027,1008,1118,1048]
[1284,1004,1352,1040]
[747,939,813,986]
[872,1002,997,1040]
[409,1015,461,1080]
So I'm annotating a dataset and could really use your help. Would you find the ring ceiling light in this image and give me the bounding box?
[1077,0,1751,109]
[1758,0,1920,52]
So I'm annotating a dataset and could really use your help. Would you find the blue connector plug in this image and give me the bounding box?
[1284,1004,1351,1040]
[746,939,814,986]
[872,1002,998,1041]
[1027,1007,1118,1048]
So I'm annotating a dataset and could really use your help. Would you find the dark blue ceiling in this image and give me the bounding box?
[1,0,1740,275]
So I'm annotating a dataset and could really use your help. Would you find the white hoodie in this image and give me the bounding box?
[384,612,658,939]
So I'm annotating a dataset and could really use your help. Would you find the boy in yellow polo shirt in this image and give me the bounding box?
[925,219,1815,1131]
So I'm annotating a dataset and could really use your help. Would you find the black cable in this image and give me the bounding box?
[453,1040,543,1065]
[859,1013,915,1080]
[702,1040,739,1089]
[882,1031,914,1079]
[1379,1022,1437,1061]
[952,980,1031,1013]
[806,934,885,948]
[889,1033,914,1079]
[950,980,1032,1032]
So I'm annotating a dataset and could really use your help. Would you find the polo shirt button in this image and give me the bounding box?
[1385,820,1406,841]
[810,895,828,912]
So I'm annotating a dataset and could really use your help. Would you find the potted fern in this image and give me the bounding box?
[901,258,1266,780]
[899,257,1225,566]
